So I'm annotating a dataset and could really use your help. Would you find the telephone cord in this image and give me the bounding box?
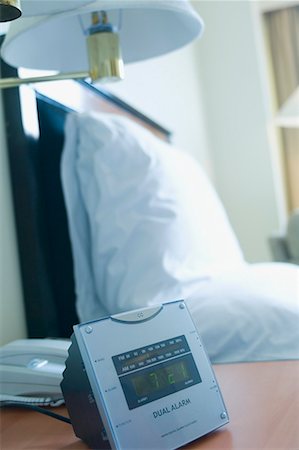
[0,401,72,424]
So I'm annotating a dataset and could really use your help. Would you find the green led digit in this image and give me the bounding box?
[149,372,159,389]
[180,362,188,379]
[132,377,144,397]
[168,372,175,385]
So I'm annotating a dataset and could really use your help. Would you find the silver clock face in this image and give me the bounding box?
[76,301,229,449]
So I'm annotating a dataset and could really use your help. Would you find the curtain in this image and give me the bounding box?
[265,5,299,211]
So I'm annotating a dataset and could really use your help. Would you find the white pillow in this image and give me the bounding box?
[62,112,244,321]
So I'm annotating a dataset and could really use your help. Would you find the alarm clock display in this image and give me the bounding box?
[113,335,202,409]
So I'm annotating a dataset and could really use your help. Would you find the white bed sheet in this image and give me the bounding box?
[186,262,299,363]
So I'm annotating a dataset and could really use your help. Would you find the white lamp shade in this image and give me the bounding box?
[1,1,204,72]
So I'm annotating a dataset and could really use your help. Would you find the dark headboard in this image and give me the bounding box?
[1,53,171,338]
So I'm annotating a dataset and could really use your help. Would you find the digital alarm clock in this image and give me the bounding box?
[61,300,228,449]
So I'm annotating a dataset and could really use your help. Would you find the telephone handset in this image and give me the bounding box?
[0,339,70,404]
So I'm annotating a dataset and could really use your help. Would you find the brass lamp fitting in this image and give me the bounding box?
[87,30,124,83]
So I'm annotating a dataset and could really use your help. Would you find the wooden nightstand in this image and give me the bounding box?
[1,360,298,449]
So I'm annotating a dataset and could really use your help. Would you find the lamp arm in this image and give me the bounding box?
[0,71,89,89]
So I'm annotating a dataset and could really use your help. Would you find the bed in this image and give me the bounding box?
[2,56,299,364]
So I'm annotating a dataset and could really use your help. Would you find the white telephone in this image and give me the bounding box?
[0,338,70,404]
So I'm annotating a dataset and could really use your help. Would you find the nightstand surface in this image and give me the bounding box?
[1,360,299,449]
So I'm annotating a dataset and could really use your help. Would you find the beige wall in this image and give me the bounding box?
[191,0,287,261]
[0,86,27,345]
